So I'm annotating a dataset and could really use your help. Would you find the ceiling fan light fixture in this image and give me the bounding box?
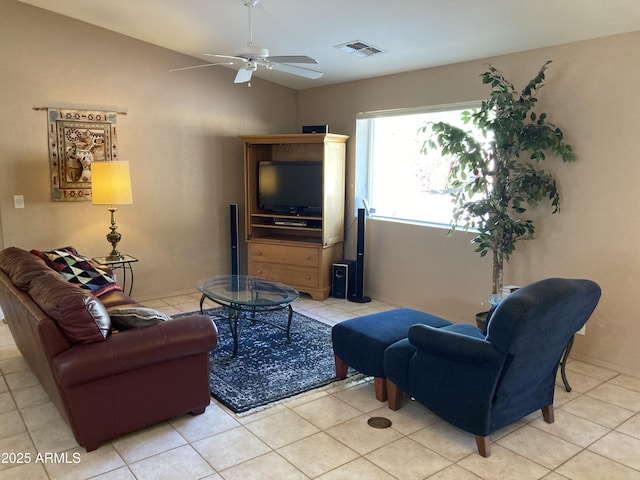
[236,45,270,59]
[235,67,254,84]
[335,41,384,58]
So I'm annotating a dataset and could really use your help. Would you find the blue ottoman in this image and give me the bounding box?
[331,308,451,401]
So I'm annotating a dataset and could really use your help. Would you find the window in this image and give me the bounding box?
[355,102,482,227]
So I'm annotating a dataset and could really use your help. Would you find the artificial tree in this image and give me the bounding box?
[420,61,575,294]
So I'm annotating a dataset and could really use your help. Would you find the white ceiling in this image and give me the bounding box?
[18,0,640,90]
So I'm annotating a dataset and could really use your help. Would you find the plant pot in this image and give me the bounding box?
[476,311,489,335]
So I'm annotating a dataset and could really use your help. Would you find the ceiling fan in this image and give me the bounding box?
[170,0,322,85]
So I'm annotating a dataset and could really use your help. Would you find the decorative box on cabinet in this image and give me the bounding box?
[240,133,348,300]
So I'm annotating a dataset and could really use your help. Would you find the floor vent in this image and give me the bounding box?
[335,40,384,58]
[367,417,392,429]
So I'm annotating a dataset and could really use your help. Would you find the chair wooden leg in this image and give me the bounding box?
[374,377,387,402]
[475,435,491,457]
[542,404,554,424]
[334,354,348,379]
[386,379,403,411]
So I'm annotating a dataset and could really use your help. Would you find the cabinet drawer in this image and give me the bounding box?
[248,243,319,268]
[249,262,319,289]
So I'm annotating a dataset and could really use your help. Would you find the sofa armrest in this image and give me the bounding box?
[53,315,218,387]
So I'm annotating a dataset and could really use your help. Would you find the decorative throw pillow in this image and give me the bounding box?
[28,273,110,343]
[31,247,121,297]
[108,307,170,331]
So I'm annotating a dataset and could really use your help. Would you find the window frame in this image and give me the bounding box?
[355,101,483,229]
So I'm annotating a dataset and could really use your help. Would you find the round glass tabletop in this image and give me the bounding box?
[195,275,299,308]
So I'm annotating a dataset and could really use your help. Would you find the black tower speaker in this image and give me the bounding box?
[349,208,371,303]
[230,204,239,276]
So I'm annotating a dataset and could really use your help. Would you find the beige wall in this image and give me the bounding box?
[2,0,639,375]
[298,32,640,376]
[0,0,298,297]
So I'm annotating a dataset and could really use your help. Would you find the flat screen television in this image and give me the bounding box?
[258,161,322,215]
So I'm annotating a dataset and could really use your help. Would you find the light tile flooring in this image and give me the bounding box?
[1,292,640,480]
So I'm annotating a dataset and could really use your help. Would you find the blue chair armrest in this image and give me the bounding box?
[408,324,502,366]
[441,323,485,338]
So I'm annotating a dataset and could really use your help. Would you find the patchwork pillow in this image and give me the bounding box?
[28,273,110,343]
[108,307,170,331]
[31,247,120,297]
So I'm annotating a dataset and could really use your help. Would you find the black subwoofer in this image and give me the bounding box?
[332,260,355,299]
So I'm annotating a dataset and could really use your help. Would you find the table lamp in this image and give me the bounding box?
[91,161,133,261]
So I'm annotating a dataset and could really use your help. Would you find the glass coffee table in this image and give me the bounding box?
[196,275,299,357]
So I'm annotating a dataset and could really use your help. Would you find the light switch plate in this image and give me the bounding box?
[13,195,24,208]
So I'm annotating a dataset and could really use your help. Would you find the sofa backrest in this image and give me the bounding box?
[0,246,52,290]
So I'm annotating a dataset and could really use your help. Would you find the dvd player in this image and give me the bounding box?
[274,219,308,227]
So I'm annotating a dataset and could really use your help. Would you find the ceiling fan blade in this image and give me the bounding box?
[234,68,253,84]
[202,53,248,66]
[270,63,323,80]
[169,62,233,72]
[266,55,318,64]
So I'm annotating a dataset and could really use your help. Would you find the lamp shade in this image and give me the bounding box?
[91,161,133,205]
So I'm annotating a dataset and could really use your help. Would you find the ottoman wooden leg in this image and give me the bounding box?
[374,377,387,402]
[334,354,348,379]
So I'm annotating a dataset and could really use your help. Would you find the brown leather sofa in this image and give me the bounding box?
[0,247,218,451]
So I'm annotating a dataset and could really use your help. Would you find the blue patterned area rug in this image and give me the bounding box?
[176,307,351,414]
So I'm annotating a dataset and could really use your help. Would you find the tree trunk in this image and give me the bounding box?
[492,249,504,295]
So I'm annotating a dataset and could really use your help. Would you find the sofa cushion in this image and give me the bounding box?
[0,247,53,291]
[107,307,171,331]
[28,273,110,343]
[31,247,120,297]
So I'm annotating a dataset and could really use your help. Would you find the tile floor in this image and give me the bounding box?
[0,292,639,480]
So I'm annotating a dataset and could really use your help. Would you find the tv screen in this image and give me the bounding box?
[258,161,322,215]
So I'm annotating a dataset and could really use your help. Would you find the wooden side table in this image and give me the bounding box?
[92,255,138,296]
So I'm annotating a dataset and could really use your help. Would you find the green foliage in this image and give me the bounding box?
[419,61,575,293]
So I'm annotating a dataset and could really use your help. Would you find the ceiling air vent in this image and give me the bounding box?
[335,41,384,58]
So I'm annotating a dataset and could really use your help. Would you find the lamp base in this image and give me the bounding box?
[105,206,124,262]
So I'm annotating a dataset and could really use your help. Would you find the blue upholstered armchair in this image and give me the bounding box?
[383,278,601,457]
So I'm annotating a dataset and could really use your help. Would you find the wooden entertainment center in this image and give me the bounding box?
[240,133,348,300]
